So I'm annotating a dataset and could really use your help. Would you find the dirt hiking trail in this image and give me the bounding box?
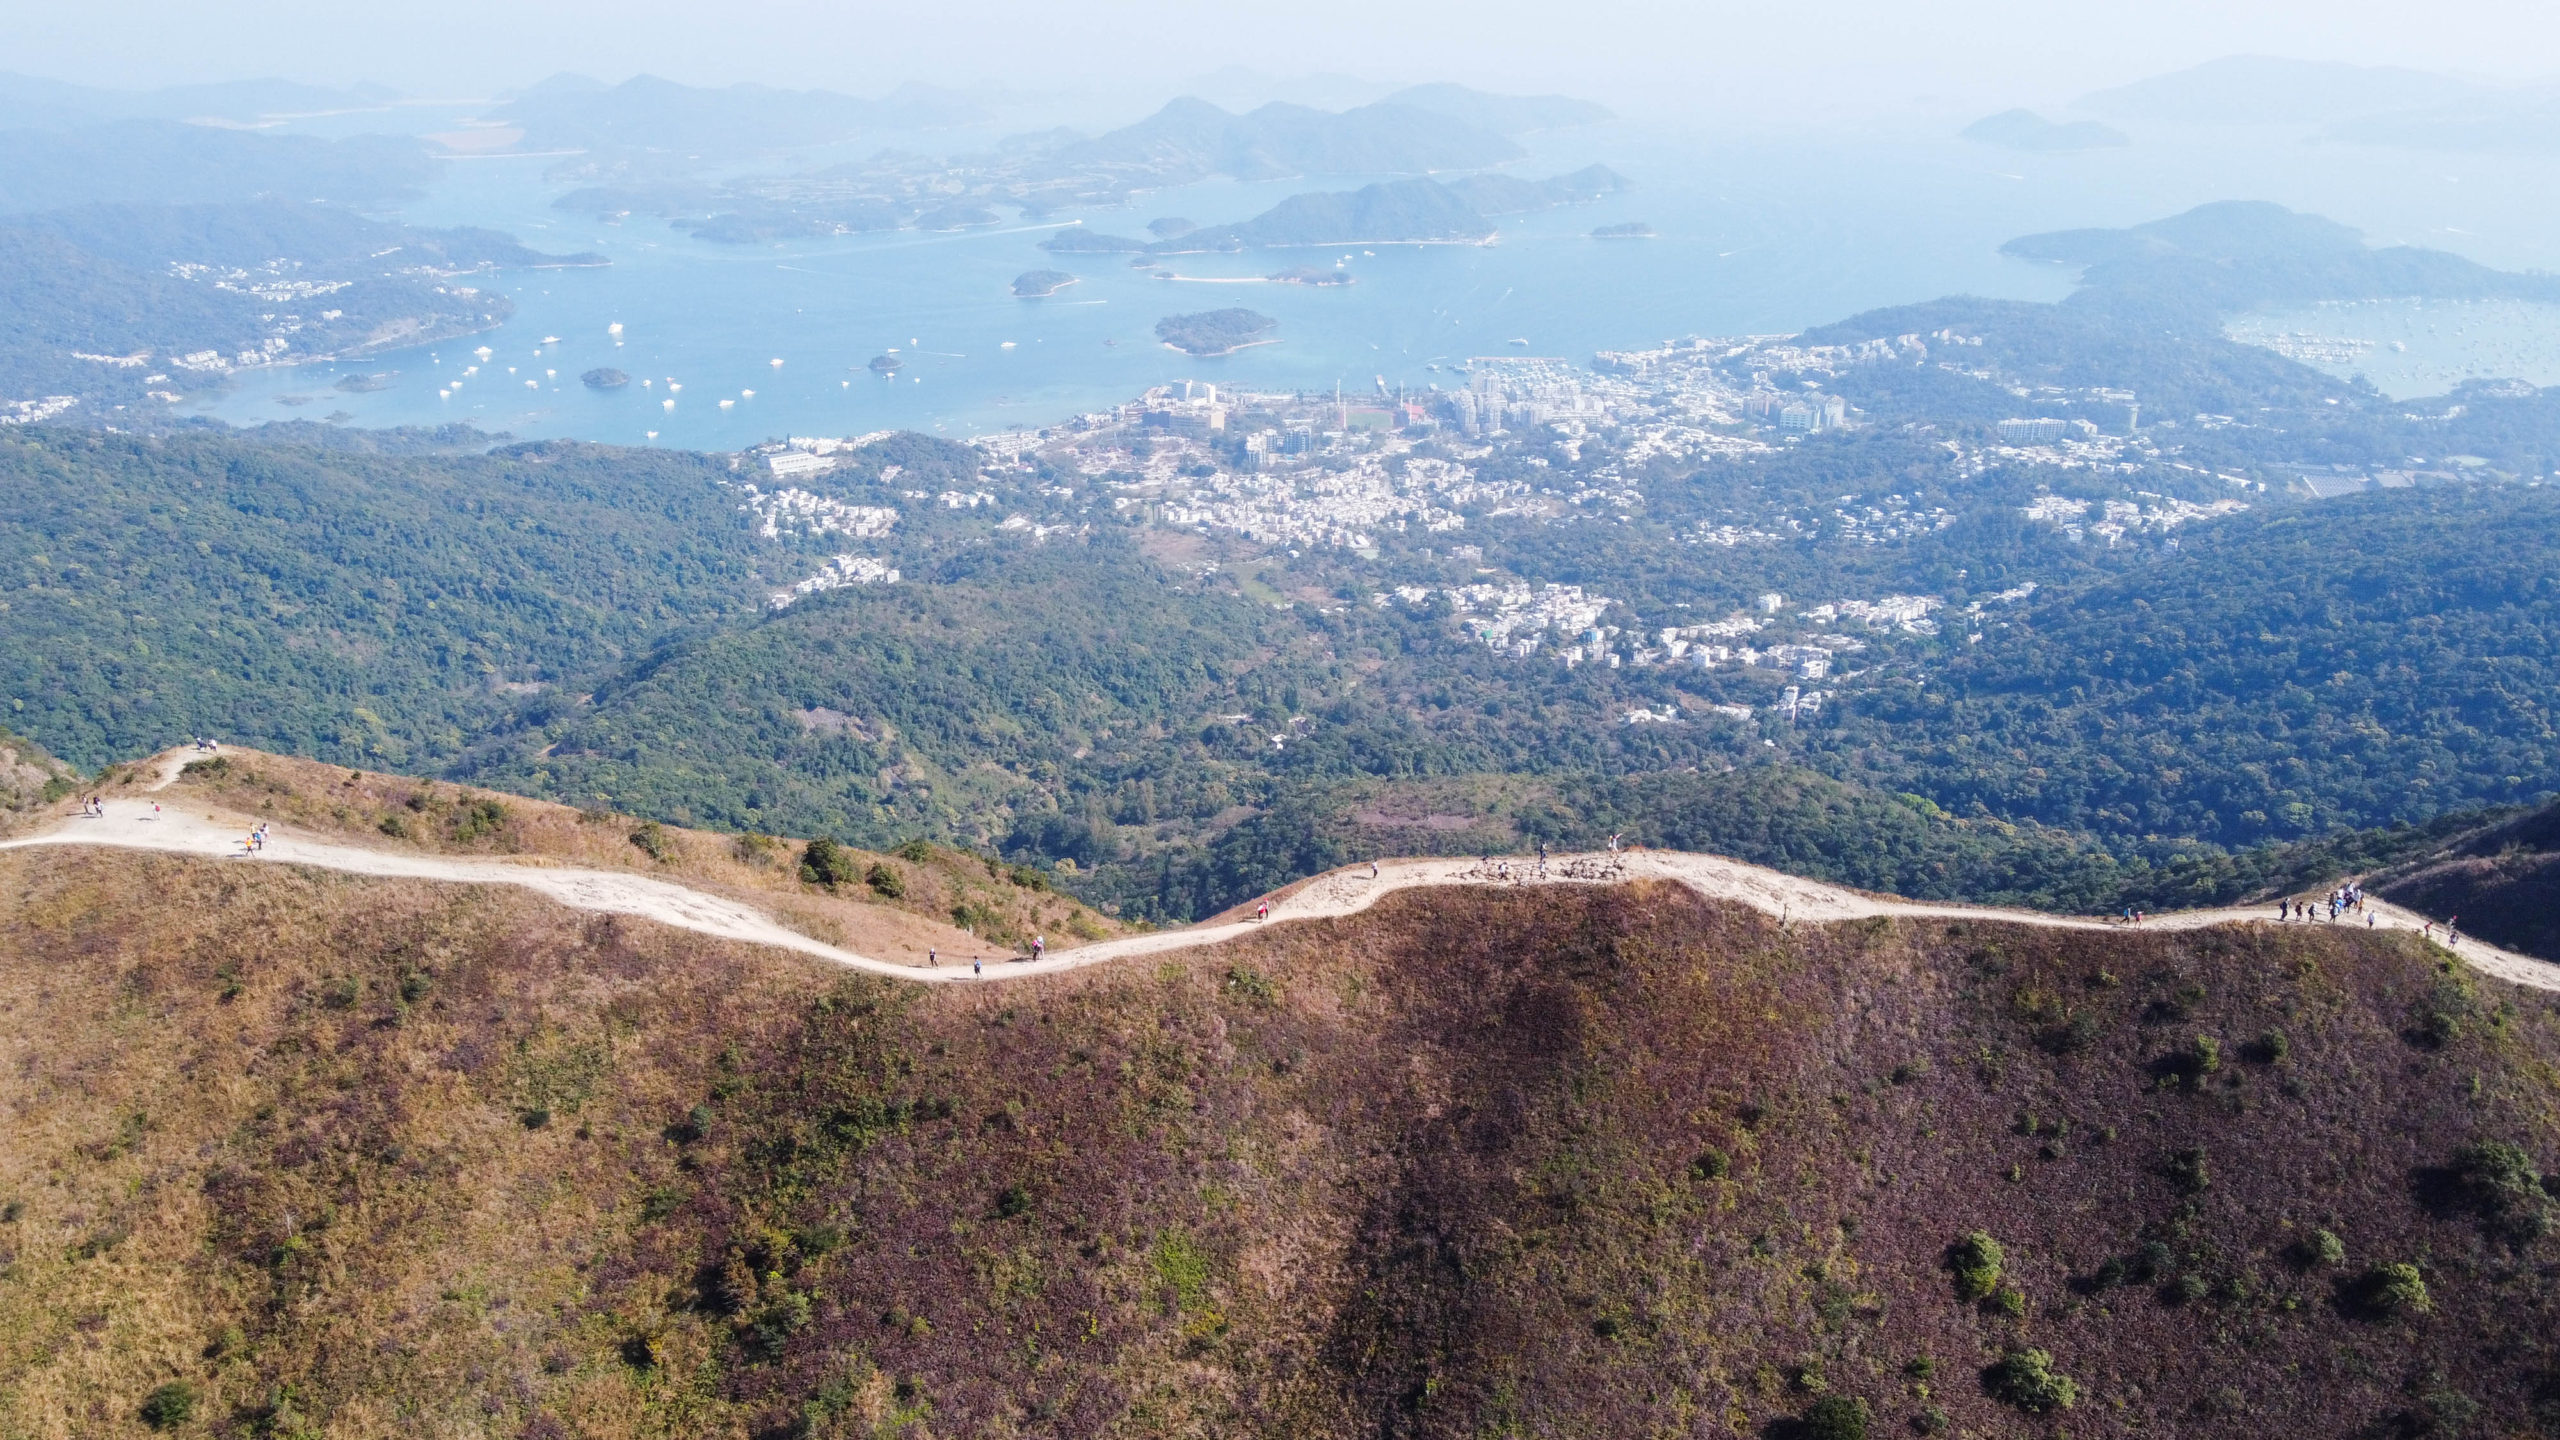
[6,751,2547,992]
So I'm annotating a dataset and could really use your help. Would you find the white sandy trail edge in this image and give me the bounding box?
[6,754,2549,992]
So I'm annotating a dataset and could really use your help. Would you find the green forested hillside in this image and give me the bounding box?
[5,421,2558,924]
[1812,482,2560,844]
[0,429,767,770]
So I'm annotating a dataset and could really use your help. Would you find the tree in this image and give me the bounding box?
[1984,1348,2078,1412]
[1948,1230,2005,1301]
[1800,1393,1870,1440]
[139,1382,198,1430]
[800,836,855,888]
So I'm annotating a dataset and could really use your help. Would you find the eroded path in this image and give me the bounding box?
[6,755,2546,991]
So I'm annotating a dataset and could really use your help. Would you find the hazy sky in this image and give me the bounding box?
[8,0,2557,120]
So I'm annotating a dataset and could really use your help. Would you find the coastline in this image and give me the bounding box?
[1160,337,1281,358]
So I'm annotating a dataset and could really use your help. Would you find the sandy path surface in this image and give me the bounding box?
[7,752,2548,992]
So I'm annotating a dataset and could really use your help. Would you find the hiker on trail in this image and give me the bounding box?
[1031,935,1045,962]
[1608,832,1622,853]
[929,948,938,967]
[1255,901,1270,923]
[973,958,981,976]
[1370,860,1379,880]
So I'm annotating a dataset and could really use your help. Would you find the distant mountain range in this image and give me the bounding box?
[0,120,431,213]
[575,86,1622,247]
[1047,166,1625,254]
[2065,55,2560,156]
[2002,200,2560,320]
[492,72,985,153]
[1050,95,1526,185]
[2075,56,2481,126]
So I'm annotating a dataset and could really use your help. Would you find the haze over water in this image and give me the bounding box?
[203,119,2560,446]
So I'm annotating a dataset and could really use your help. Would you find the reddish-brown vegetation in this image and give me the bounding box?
[2378,799,2560,962]
[3,849,2558,1438]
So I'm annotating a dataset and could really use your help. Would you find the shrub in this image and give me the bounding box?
[1983,1348,2078,1412]
[2358,1262,2431,1316]
[451,797,508,843]
[2164,1146,2211,1195]
[731,832,783,867]
[2170,1273,2211,1305]
[1994,1285,2027,1317]
[139,1381,198,1429]
[1007,863,1050,892]
[2248,1027,2290,1064]
[377,813,410,839]
[1692,1148,1733,1181]
[1223,966,1278,1004]
[994,1182,1032,1219]
[864,862,905,899]
[800,837,855,887]
[1948,1231,2005,1301]
[2192,1035,2222,1073]
[2296,1227,2346,1266]
[2450,1139,2553,1242]
[895,838,934,863]
[629,820,676,863]
[180,756,231,778]
[1800,1394,1870,1440]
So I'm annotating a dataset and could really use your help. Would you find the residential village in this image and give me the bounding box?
[733,319,2409,724]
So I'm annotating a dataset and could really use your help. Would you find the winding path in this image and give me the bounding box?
[5,752,2547,992]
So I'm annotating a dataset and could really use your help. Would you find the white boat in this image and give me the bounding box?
[719,398,735,409]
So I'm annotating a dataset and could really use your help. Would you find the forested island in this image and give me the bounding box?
[1155,308,1277,355]
[1010,268,1078,297]
[579,367,630,389]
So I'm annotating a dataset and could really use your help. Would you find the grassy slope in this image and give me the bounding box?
[154,747,1128,957]
[2377,798,2560,962]
[4,853,2559,1438]
[0,725,77,834]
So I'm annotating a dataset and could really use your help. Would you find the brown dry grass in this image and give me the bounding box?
[6,856,2560,1438]
[154,748,1127,965]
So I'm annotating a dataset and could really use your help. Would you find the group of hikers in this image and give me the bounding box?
[2272,883,2469,947]
[235,821,272,855]
[2277,883,2375,928]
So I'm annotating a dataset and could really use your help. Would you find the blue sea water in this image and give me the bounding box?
[202,120,2560,445]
